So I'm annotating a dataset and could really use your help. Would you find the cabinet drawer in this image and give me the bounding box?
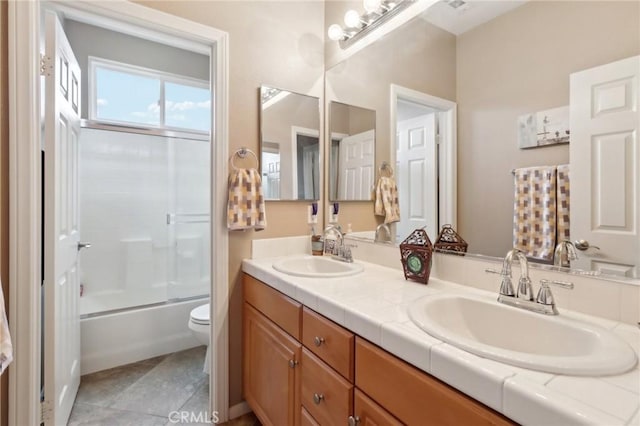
[301,348,354,426]
[355,338,514,426]
[302,307,354,381]
[353,389,403,426]
[243,273,301,339]
[301,407,320,426]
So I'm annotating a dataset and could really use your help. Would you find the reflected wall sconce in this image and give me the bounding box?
[327,0,414,49]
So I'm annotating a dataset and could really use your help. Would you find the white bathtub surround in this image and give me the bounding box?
[80,299,203,375]
[242,255,640,425]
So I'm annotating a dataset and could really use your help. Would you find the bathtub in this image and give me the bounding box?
[80,298,207,374]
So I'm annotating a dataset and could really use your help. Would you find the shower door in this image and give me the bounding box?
[166,136,211,301]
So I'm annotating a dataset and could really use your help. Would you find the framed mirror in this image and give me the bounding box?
[260,85,320,201]
[324,1,640,279]
[328,101,376,201]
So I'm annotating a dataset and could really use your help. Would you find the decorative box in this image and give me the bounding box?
[434,224,468,255]
[399,228,433,284]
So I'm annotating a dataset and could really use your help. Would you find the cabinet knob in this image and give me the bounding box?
[288,359,298,368]
[348,415,361,426]
[314,336,325,347]
[313,393,324,404]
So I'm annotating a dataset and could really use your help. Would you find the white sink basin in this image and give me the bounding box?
[408,294,637,376]
[272,255,364,278]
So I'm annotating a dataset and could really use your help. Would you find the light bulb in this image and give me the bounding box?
[344,10,362,28]
[327,24,345,41]
[363,0,382,13]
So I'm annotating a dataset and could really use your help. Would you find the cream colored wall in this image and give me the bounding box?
[138,0,324,407]
[325,10,456,232]
[456,0,640,257]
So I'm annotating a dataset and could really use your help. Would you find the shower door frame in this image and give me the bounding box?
[7,0,230,424]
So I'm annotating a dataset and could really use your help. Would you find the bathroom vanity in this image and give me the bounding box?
[242,273,513,425]
[242,251,640,426]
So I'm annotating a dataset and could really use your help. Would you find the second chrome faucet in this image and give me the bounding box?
[487,248,574,315]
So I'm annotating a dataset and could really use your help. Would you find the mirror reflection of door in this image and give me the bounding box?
[261,142,281,199]
[294,130,320,199]
[395,99,439,241]
[329,101,376,201]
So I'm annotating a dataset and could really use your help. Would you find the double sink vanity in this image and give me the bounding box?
[242,239,640,426]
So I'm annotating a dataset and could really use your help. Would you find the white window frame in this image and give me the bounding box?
[88,56,210,133]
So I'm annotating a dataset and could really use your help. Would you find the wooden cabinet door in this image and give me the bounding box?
[352,389,403,426]
[243,303,301,426]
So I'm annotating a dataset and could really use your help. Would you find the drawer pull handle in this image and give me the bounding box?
[313,393,324,404]
[348,416,361,426]
[314,336,325,347]
[288,359,298,368]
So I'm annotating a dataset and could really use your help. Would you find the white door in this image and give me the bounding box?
[338,129,375,200]
[43,12,82,425]
[570,55,639,278]
[396,114,438,240]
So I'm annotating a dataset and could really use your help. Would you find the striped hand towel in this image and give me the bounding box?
[374,176,401,224]
[513,166,557,261]
[556,164,570,242]
[227,168,267,231]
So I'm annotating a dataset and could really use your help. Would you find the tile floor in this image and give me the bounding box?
[67,346,260,426]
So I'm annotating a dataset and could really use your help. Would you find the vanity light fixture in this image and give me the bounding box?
[327,0,415,49]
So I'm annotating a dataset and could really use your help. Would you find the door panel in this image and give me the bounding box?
[44,12,82,425]
[396,113,437,240]
[570,55,639,277]
[338,130,375,200]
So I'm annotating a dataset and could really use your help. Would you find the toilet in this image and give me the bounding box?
[189,303,211,373]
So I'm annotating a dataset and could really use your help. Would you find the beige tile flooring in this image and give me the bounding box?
[67,346,259,426]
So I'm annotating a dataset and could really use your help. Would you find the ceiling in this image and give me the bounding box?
[423,0,528,35]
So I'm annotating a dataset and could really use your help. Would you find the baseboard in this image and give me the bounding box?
[228,401,252,419]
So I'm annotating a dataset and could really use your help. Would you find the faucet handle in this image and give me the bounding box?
[517,277,534,301]
[535,281,557,315]
[499,276,516,297]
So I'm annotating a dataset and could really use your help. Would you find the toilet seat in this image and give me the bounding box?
[190,303,210,325]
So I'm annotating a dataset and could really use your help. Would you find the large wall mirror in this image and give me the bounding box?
[328,101,376,201]
[260,85,321,200]
[324,1,640,278]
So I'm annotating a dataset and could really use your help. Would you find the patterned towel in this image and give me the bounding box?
[227,168,267,231]
[374,176,400,224]
[556,164,570,242]
[0,282,13,375]
[513,166,557,261]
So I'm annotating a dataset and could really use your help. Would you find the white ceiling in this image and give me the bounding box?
[423,0,528,36]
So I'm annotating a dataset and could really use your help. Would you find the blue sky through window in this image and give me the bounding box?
[95,64,210,132]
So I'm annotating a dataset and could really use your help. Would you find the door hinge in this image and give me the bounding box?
[40,399,53,424]
[40,54,53,77]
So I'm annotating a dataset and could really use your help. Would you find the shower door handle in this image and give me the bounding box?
[77,242,92,251]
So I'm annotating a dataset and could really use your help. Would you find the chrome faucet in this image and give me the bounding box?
[486,248,574,315]
[322,225,356,262]
[554,240,578,267]
[374,223,391,243]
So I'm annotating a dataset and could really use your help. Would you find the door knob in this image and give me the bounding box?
[574,239,600,251]
[77,242,92,251]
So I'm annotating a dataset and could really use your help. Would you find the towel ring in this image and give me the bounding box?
[379,161,394,178]
[231,148,259,170]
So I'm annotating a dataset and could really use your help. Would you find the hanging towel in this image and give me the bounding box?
[0,281,13,375]
[374,176,400,224]
[513,166,557,261]
[227,168,267,231]
[556,164,571,242]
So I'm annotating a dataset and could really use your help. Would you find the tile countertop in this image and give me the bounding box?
[242,257,640,426]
